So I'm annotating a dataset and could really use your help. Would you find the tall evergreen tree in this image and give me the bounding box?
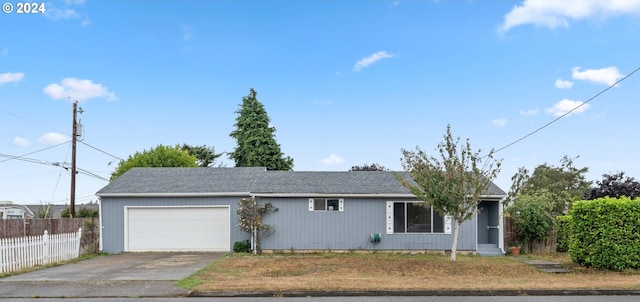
[229,88,294,170]
[181,143,224,167]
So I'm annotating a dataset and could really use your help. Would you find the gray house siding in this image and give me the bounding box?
[100,196,250,253]
[260,197,477,251]
[97,168,504,253]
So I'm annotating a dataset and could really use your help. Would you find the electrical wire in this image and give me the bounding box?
[79,141,123,161]
[49,143,72,204]
[0,140,70,163]
[76,167,110,182]
[490,66,640,156]
[0,153,56,167]
[0,108,65,134]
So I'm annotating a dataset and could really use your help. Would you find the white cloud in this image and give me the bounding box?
[555,79,574,89]
[571,66,623,86]
[45,0,89,26]
[353,51,396,72]
[45,8,80,20]
[491,118,507,127]
[38,133,71,145]
[546,99,591,117]
[181,25,193,42]
[499,0,640,32]
[13,137,29,147]
[1,48,8,56]
[80,15,91,27]
[0,72,24,85]
[43,77,117,102]
[321,154,345,166]
[520,108,539,116]
[393,0,400,6]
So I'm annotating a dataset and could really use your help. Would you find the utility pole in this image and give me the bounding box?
[70,101,81,217]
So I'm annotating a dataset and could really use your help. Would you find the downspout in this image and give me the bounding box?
[98,197,103,253]
[250,194,257,255]
[499,196,506,254]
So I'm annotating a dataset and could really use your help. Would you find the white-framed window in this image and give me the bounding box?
[386,201,451,234]
[309,198,344,212]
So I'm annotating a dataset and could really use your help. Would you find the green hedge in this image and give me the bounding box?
[556,215,571,252]
[569,197,640,270]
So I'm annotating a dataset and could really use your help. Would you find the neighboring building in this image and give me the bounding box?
[0,201,34,219]
[96,167,506,255]
[23,204,99,219]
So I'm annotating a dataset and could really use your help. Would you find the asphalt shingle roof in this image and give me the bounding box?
[97,167,506,197]
[96,167,265,195]
[251,171,413,194]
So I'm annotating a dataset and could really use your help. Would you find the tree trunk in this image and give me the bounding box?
[253,226,260,254]
[450,220,461,261]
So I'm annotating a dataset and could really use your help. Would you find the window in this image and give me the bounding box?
[388,202,445,233]
[309,198,344,211]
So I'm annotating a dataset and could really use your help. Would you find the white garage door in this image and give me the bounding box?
[126,206,230,252]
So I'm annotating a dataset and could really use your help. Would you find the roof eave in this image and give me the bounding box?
[251,193,416,198]
[97,192,507,199]
[96,192,252,198]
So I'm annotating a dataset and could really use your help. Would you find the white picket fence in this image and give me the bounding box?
[0,228,82,274]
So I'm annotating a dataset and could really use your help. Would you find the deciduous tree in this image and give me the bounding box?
[110,144,198,181]
[229,88,294,171]
[584,172,640,200]
[181,143,224,167]
[236,197,276,254]
[349,163,389,171]
[507,191,556,252]
[397,124,502,261]
[506,156,590,215]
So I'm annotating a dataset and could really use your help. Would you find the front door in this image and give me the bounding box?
[477,200,499,245]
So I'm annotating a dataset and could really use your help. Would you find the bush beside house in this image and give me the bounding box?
[555,215,571,252]
[569,197,640,270]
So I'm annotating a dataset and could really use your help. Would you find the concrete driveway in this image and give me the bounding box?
[0,252,225,298]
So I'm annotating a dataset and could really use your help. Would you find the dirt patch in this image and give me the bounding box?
[137,254,202,269]
[186,253,640,292]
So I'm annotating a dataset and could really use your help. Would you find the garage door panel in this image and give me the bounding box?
[126,207,229,252]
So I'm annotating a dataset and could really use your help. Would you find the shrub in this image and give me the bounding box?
[76,207,99,218]
[508,192,556,253]
[233,240,251,253]
[60,206,99,218]
[556,215,572,252]
[569,197,640,270]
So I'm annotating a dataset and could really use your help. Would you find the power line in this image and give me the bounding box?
[0,152,107,182]
[49,143,72,205]
[79,141,123,161]
[0,153,56,166]
[0,108,65,134]
[0,140,70,163]
[76,167,110,182]
[491,66,640,156]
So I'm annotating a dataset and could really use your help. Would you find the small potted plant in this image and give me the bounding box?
[508,239,521,256]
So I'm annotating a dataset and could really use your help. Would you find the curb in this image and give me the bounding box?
[192,289,640,297]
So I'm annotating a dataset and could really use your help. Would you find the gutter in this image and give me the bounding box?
[96,192,252,198]
[97,192,507,199]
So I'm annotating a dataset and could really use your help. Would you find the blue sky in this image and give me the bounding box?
[1,0,640,204]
